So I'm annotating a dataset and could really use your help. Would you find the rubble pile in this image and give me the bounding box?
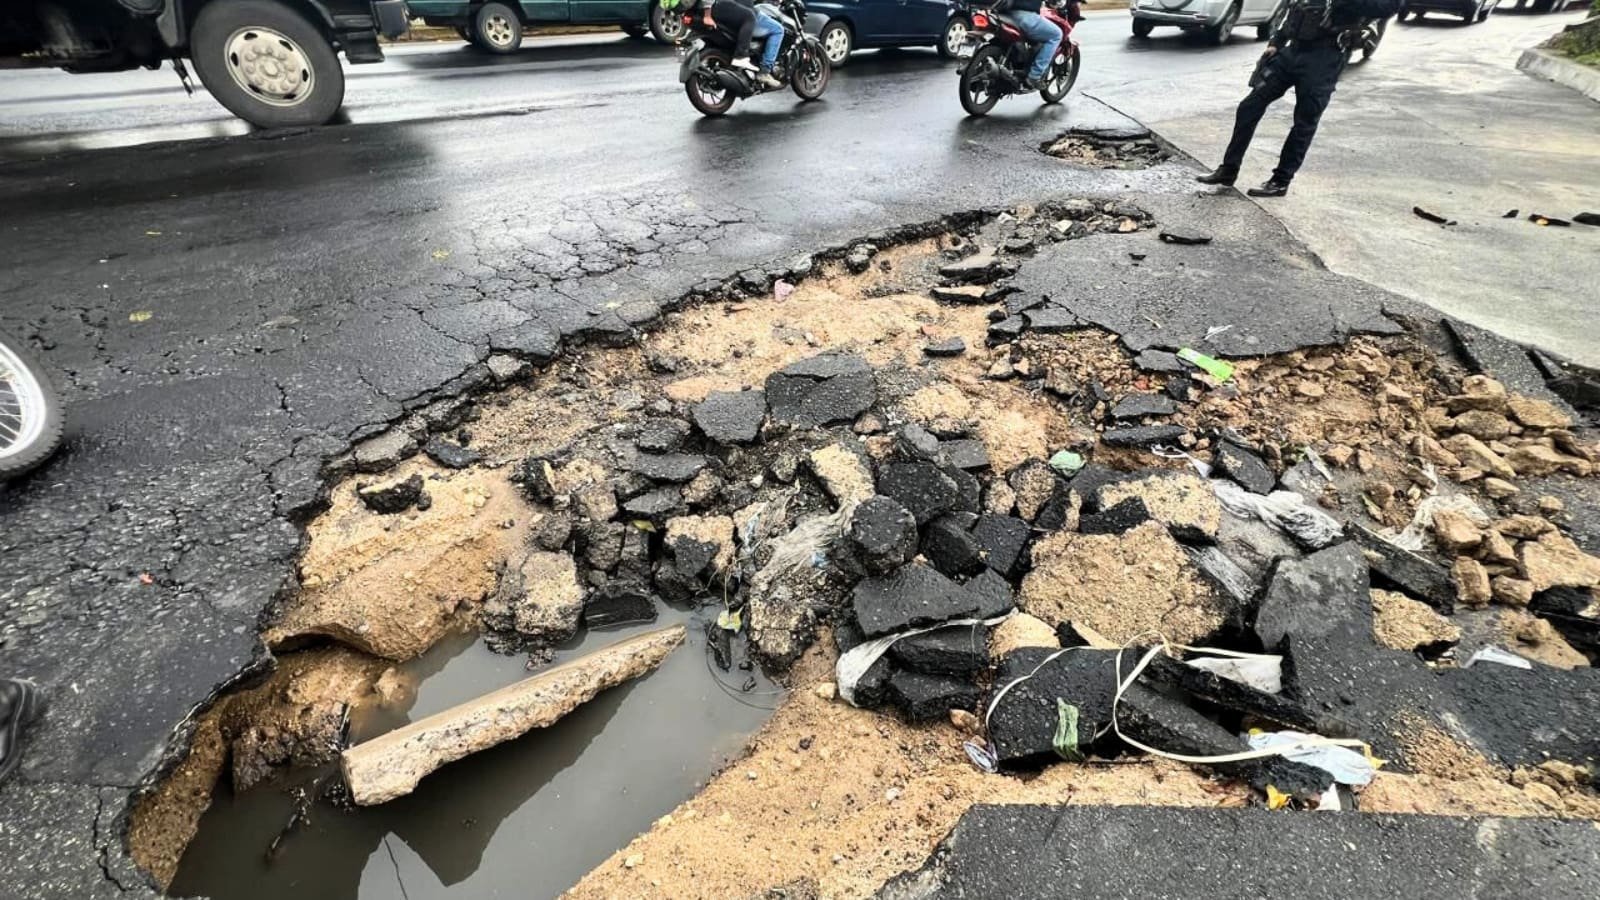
[1041,127,1170,170]
[135,201,1600,894]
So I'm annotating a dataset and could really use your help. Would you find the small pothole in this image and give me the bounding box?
[1042,128,1170,170]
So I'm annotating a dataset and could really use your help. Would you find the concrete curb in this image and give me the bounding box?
[1516,47,1600,104]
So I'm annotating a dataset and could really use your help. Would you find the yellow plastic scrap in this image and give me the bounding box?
[1266,785,1291,810]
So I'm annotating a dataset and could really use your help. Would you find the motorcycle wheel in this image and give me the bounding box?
[687,50,737,117]
[0,334,63,480]
[1039,47,1080,104]
[958,45,1006,117]
[791,45,831,100]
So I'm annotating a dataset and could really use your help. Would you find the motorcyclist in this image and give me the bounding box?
[1195,0,1402,197]
[674,0,783,88]
[997,0,1062,92]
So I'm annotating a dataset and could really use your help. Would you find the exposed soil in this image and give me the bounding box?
[564,641,1250,900]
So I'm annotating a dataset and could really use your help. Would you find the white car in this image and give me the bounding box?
[1129,0,1285,45]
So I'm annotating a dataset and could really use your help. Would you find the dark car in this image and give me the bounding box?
[1397,0,1500,23]
[807,0,969,66]
[409,0,687,52]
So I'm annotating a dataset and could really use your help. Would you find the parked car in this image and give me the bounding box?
[808,0,971,67]
[0,0,407,127]
[1398,0,1500,22]
[409,0,684,52]
[1129,0,1284,45]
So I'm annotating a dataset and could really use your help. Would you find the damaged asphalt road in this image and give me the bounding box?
[1,32,1596,900]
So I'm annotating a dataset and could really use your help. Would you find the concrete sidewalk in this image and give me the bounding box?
[1090,12,1600,367]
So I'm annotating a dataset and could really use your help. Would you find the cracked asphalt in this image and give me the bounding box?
[0,10,1591,898]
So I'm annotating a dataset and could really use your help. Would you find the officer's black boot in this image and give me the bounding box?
[1195,166,1239,187]
[1247,178,1290,198]
[1,679,44,785]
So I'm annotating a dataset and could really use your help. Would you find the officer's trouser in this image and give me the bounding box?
[1222,43,1344,184]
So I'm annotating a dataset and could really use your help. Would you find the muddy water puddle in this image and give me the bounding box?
[169,607,777,900]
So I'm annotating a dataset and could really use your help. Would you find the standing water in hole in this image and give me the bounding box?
[169,606,778,900]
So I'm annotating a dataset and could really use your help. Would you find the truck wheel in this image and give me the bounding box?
[190,0,344,128]
[472,2,524,53]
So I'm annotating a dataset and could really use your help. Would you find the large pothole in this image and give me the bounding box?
[125,196,1600,900]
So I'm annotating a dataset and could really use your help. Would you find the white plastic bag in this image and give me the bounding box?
[1247,730,1376,786]
[1212,479,1344,549]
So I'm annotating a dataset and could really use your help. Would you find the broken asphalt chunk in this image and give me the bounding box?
[1101,425,1187,447]
[941,439,990,471]
[357,473,425,514]
[1441,319,1576,416]
[1022,306,1081,334]
[877,460,963,525]
[848,496,921,576]
[1133,349,1186,374]
[851,563,978,638]
[1254,541,1371,651]
[939,248,1014,284]
[929,284,989,304]
[1350,525,1455,612]
[621,486,682,521]
[986,647,1117,768]
[487,319,560,362]
[1412,206,1455,227]
[1212,439,1275,495]
[692,390,767,444]
[1078,496,1151,535]
[1158,231,1213,245]
[963,568,1016,620]
[583,581,660,628]
[886,669,982,722]
[634,418,690,453]
[422,437,482,470]
[341,626,685,805]
[922,514,984,577]
[889,624,989,676]
[923,336,967,358]
[763,353,876,427]
[620,451,708,484]
[1109,393,1176,420]
[971,514,1030,579]
[986,315,1026,345]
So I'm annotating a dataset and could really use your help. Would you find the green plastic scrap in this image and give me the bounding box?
[1053,699,1085,762]
[1048,450,1085,475]
[1177,347,1235,382]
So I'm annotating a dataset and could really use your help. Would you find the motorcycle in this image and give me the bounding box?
[954,0,1082,118]
[0,332,62,480]
[676,0,831,117]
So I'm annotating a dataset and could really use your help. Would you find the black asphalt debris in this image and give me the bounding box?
[1528,212,1572,227]
[1412,206,1455,226]
[1158,231,1212,245]
[356,473,426,514]
[877,461,964,525]
[851,563,978,638]
[1350,524,1456,612]
[620,451,709,484]
[582,581,659,628]
[764,353,876,427]
[889,624,989,676]
[848,496,921,576]
[921,514,984,577]
[422,437,483,470]
[1212,439,1275,495]
[693,390,767,444]
[1108,393,1176,420]
[923,336,967,357]
[1101,424,1187,447]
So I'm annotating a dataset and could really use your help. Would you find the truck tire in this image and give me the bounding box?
[189,0,345,128]
[472,2,524,53]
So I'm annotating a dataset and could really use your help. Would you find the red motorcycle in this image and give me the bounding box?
[955,0,1082,117]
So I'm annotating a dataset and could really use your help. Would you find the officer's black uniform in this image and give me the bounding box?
[1200,0,1400,196]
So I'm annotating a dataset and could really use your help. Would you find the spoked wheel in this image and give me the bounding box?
[1039,46,1080,104]
[0,336,63,479]
[791,44,831,100]
[687,50,737,116]
[958,44,1006,117]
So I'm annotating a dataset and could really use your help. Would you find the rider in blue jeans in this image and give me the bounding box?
[748,6,785,88]
[1008,3,1061,91]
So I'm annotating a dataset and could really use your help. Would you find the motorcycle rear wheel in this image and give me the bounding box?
[791,45,831,100]
[958,45,1006,117]
[1039,47,1080,104]
[0,335,63,480]
[687,50,737,117]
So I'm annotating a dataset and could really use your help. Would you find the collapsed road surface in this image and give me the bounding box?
[3,16,1600,900]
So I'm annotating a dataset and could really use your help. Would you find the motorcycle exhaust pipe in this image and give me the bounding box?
[713,69,748,94]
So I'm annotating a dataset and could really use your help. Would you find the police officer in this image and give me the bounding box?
[1196,0,1400,198]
